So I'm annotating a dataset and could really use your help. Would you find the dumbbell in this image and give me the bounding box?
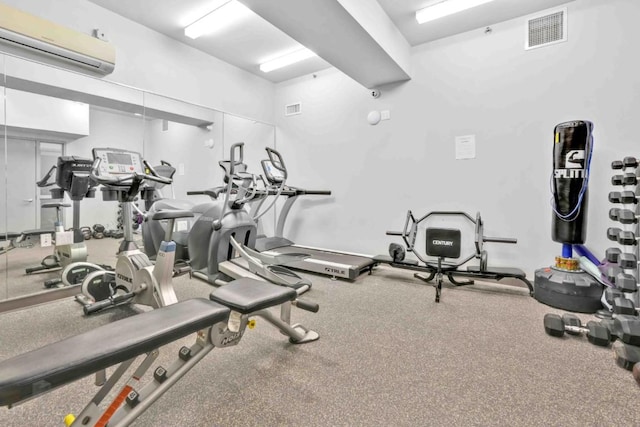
[609,208,639,224]
[614,341,640,371]
[612,157,639,170]
[612,173,638,186]
[610,315,640,345]
[605,247,622,263]
[614,297,638,315]
[605,266,637,292]
[609,191,639,204]
[543,313,610,346]
[618,253,639,270]
[608,227,640,246]
[603,288,639,314]
[596,317,640,370]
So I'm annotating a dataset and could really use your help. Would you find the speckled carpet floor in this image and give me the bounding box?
[0,238,638,426]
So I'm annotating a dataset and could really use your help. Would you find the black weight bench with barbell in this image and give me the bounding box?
[377,210,534,301]
[0,278,319,426]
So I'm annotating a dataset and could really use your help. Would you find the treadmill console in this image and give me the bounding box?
[261,160,286,184]
[92,148,144,178]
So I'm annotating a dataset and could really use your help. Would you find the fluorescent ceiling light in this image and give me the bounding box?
[416,0,495,24]
[260,48,317,73]
[184,0,250,39]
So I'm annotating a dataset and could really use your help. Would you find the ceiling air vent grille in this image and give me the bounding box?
[285,102,301,116]
[526,8,567,50]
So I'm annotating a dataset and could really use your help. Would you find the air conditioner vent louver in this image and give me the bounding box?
[526,8,567,50]
[285,103,301,116]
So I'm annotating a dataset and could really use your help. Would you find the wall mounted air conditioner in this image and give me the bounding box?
[0,2,116,75]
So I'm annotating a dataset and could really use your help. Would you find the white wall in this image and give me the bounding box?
[273,0,640,276]
[0,0,275,123]
[3,90,89,138]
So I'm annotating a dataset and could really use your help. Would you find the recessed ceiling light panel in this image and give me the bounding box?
[184,0,250,39]
[260,48,317,73]
[416,0,496,24]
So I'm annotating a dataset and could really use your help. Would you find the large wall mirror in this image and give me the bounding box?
[0,54,275,310]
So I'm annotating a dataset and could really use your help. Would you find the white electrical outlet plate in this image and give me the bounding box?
[175,220,189,232]
[40,233,52,247]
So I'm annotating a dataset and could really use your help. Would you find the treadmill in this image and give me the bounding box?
[254,155,376,281]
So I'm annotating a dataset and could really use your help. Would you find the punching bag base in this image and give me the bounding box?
[534,267,603,313]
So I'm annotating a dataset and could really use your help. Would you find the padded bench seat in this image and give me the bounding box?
[18,229,55,237]
[455,266,534,295]
[210,278,297,314]
[0,298,230,407]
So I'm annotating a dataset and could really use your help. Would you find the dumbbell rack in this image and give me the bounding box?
[608,156,640,307]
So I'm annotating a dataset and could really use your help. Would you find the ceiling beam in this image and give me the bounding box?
[238,0,411,88]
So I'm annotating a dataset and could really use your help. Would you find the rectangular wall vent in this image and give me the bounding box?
[285,102,301,116]
[525,7,567,50]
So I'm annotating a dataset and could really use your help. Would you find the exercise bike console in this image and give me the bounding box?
[92,147,144,178]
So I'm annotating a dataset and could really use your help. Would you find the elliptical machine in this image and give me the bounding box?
[62,147,193,314]
[143,143,312,293]
[189,143,312,293]
[25,156,98,288]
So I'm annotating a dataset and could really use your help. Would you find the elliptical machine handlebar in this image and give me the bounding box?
[265,147,288,180]
[142,160,173,185]
[252,146,290,222]
[228,142,244,178]
[36,165,57,188]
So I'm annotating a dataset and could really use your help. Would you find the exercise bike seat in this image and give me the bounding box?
[0,298,230,407]
[210,278,297,314]
[150,209,194,220]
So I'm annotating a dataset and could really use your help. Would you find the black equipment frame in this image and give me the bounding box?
[376,210,534,301]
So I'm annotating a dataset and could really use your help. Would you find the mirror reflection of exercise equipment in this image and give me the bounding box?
[25,156,97,288]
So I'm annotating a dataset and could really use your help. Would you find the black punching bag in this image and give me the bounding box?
[551,120,593,244]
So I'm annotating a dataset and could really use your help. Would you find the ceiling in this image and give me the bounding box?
[88,0,573,86]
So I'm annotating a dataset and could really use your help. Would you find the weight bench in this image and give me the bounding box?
[0,278,319,426]
[421,228,464,302]
[378,210,534,299]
